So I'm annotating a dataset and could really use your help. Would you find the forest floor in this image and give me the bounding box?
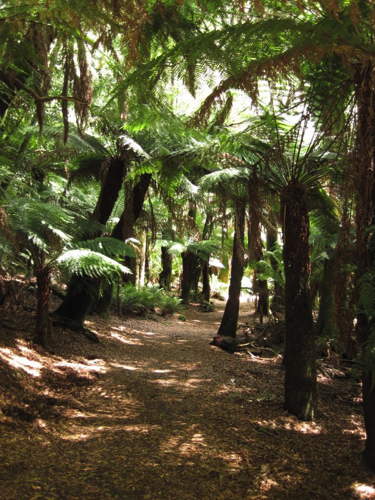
[0,289,374,499]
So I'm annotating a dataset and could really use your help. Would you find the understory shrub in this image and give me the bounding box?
[120,284,183,316]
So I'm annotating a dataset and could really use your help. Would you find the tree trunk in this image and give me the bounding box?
[92,156,128,226]
[363,368,375,471]
[112,173,152,284]
[248,175,269,321]
[315,257,336,338]
[95,282,114,319]
[281,180,317,421]
[159,246,173,290]
[354,61,375,472]
[267,227,284,316]
[217,200,245,338]
[55,275,99,325]
[202,260,210,302]
[35,266,53,348]
[180,251,200,304]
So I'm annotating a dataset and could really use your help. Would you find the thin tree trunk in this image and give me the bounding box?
[281,180,317,421]
[35,266,53,348]
[217,200,245,338]
[159,246,173,290]
[267,226,284,316]
[202,260,210,302]
[248,175,269,321]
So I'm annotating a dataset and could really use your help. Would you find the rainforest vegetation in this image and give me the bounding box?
[1,0,375,497]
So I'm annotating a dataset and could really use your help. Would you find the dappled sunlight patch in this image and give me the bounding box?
[342,415,366,438]
[110,332,144,345]
[352,483,375,499]
[61,422,159,442]
[0,347,43,377]
[150,377,211,390]
[110,363,139,371]
[254,416,324,435]
[54,359,106,374]
[111,326,126,332]
[161,435,183,453]
[219,451,243,469]
[179,432,208,456]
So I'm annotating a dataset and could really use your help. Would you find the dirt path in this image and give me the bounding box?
[0,302,374,499]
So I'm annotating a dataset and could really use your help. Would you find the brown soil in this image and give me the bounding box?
[0,295,374,499]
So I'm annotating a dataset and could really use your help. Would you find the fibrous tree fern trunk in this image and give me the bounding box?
[217,200,245,338]
[248,176,268,323]
[35,263,53,348]
[314,257,336,338]
[281,179,317,421]
[180,251,200,304]
[112,173,152,281]
[353,61,375,472]
[159,246,173,290]
[202,260,210,302]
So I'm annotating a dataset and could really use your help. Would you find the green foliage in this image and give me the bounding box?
[77,237,136,259]
[120,284,183,316]
[187,239,220,261]
[198,300,215,312]
[57,249,130,282]
[249,246,285,288]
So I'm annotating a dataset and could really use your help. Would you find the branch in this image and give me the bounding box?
[12,77,88,105]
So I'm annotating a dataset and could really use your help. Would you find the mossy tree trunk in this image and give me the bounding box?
[217,200,245,338]
[281,180,317,421]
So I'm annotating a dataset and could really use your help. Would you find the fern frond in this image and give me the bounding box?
[57,249,131,281]
[199,167,251,193]
[76,237,136,259]
[187,239,220,260]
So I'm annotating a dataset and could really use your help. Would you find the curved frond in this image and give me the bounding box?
[57,249,131,281]
[77,237,136,259]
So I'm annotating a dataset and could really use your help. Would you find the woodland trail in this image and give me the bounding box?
[0,301,374,499]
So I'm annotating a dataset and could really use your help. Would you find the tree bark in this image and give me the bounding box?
[92,156,128,226]
[35,265,53,348]
[217,200,245,338]
[315,257,337,340]
[281,180,317,421]
[112,173,152,284]
[354,61,375,471]
[248,175,269,321]
[202,260,211,302]
[159,246,173,290]
[180,251,200,304]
